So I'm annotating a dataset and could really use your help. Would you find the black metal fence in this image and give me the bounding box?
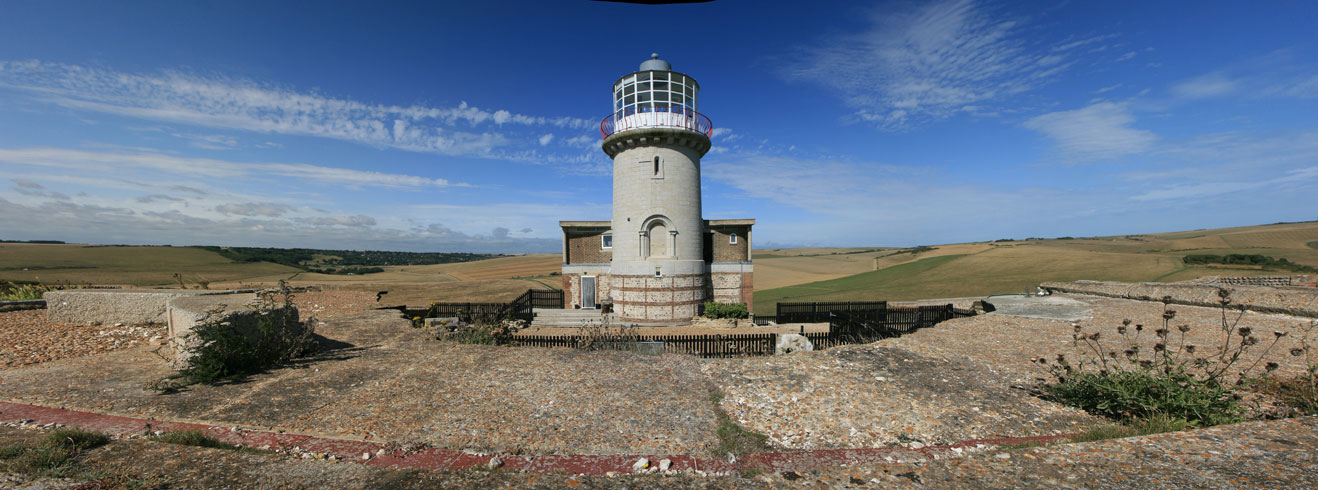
[776,301,889,323]
[412,289,563,324]
[522,289,565,309]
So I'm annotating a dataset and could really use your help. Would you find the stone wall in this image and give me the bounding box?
[45,289,257,325]
[710,271,753,310]
[1041,280,1318,318]
[610,273,707,322]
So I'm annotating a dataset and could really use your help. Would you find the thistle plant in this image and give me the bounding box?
[1042,289,1287,427]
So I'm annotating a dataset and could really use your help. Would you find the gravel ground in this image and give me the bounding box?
[0,308,723,456]
[703,344,1097,451]
[294,289,380,319]
[0,309,164,369]
[3,415,1313,489]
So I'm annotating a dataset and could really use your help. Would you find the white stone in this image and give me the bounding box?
[632,457,650,472]
[658,458,672,471]
[486,456,502,469]
[775,333,814,354]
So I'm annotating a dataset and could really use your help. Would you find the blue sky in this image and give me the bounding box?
[1,0,1315,253]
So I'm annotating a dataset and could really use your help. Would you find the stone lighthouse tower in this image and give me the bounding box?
[559,54,754,324]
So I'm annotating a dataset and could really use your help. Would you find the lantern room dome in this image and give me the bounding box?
[639,53,671,72]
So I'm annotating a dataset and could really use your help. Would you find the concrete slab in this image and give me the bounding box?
[985,294,1093,322]
[44,288,257,325]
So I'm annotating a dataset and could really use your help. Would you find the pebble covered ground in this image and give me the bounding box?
[703,344,1097,450]
[0,309,164,369]
[0,291,724,456]
[2,287,1317,488]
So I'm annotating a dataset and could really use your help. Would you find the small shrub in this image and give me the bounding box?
[0,427,111,478]
[703,302,749,319]
[0,444,26,459]
[1045,370,1239,427]
[45,428,110,451]
[149,430,237,450]
[1,281,52,300]
[433,310,520,345]
[165,281,315,388]
[575,317,639,351]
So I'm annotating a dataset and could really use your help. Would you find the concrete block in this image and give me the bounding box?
[166,293,301,369]
[45,289,255,325]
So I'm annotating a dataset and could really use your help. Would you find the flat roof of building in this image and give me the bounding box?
[559,220,611,228]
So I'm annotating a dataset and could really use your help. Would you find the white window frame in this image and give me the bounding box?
[601,233,613,249]
[730,232,738,245]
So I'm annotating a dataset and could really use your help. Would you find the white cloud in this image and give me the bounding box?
[789,0,1082,129]
[1023,102,1157,160]
[538,133,554,146]
[215,202,294,217]
[0,147,466,189]
[0,60,594,158]
[1172,73,1238,98]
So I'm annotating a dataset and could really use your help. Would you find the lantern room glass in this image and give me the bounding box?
[612,71,699,119]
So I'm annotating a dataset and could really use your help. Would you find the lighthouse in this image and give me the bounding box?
[560,54,754,324]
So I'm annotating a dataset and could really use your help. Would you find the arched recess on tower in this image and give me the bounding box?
[639,214,675,259]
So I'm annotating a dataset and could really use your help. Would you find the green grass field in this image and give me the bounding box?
[752,221,1318,315]
[0,243,299,287]
[6,221,1316,311]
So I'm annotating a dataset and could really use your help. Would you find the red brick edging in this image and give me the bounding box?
[0,400,1072,476]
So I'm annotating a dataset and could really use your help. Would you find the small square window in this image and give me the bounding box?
[730,233,738,244]
[601,233,612,249]
[654,267,662,277]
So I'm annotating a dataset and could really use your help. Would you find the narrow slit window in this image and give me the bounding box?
[653,156,660,176]
[730,233,738,244]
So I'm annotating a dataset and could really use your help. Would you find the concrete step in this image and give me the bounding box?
[530,308,619,328]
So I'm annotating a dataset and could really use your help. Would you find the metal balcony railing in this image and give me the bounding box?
[600,106,713,139]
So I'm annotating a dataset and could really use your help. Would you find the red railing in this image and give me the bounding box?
[600,107,713,139]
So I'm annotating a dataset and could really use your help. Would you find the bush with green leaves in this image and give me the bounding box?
[431,310,519,345]
[160,282,315,389]
[1042,289,1286,428]
[703,301,749,319]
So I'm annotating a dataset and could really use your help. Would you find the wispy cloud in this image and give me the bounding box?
[1171,73,1239,98]
[0,60,594,158]
[0,147,466,189]
[788,0,1083,129]
[1171,50,1318,100]
[1023,102,1157,161]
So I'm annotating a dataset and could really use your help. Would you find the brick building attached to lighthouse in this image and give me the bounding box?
[560,54,753,324]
